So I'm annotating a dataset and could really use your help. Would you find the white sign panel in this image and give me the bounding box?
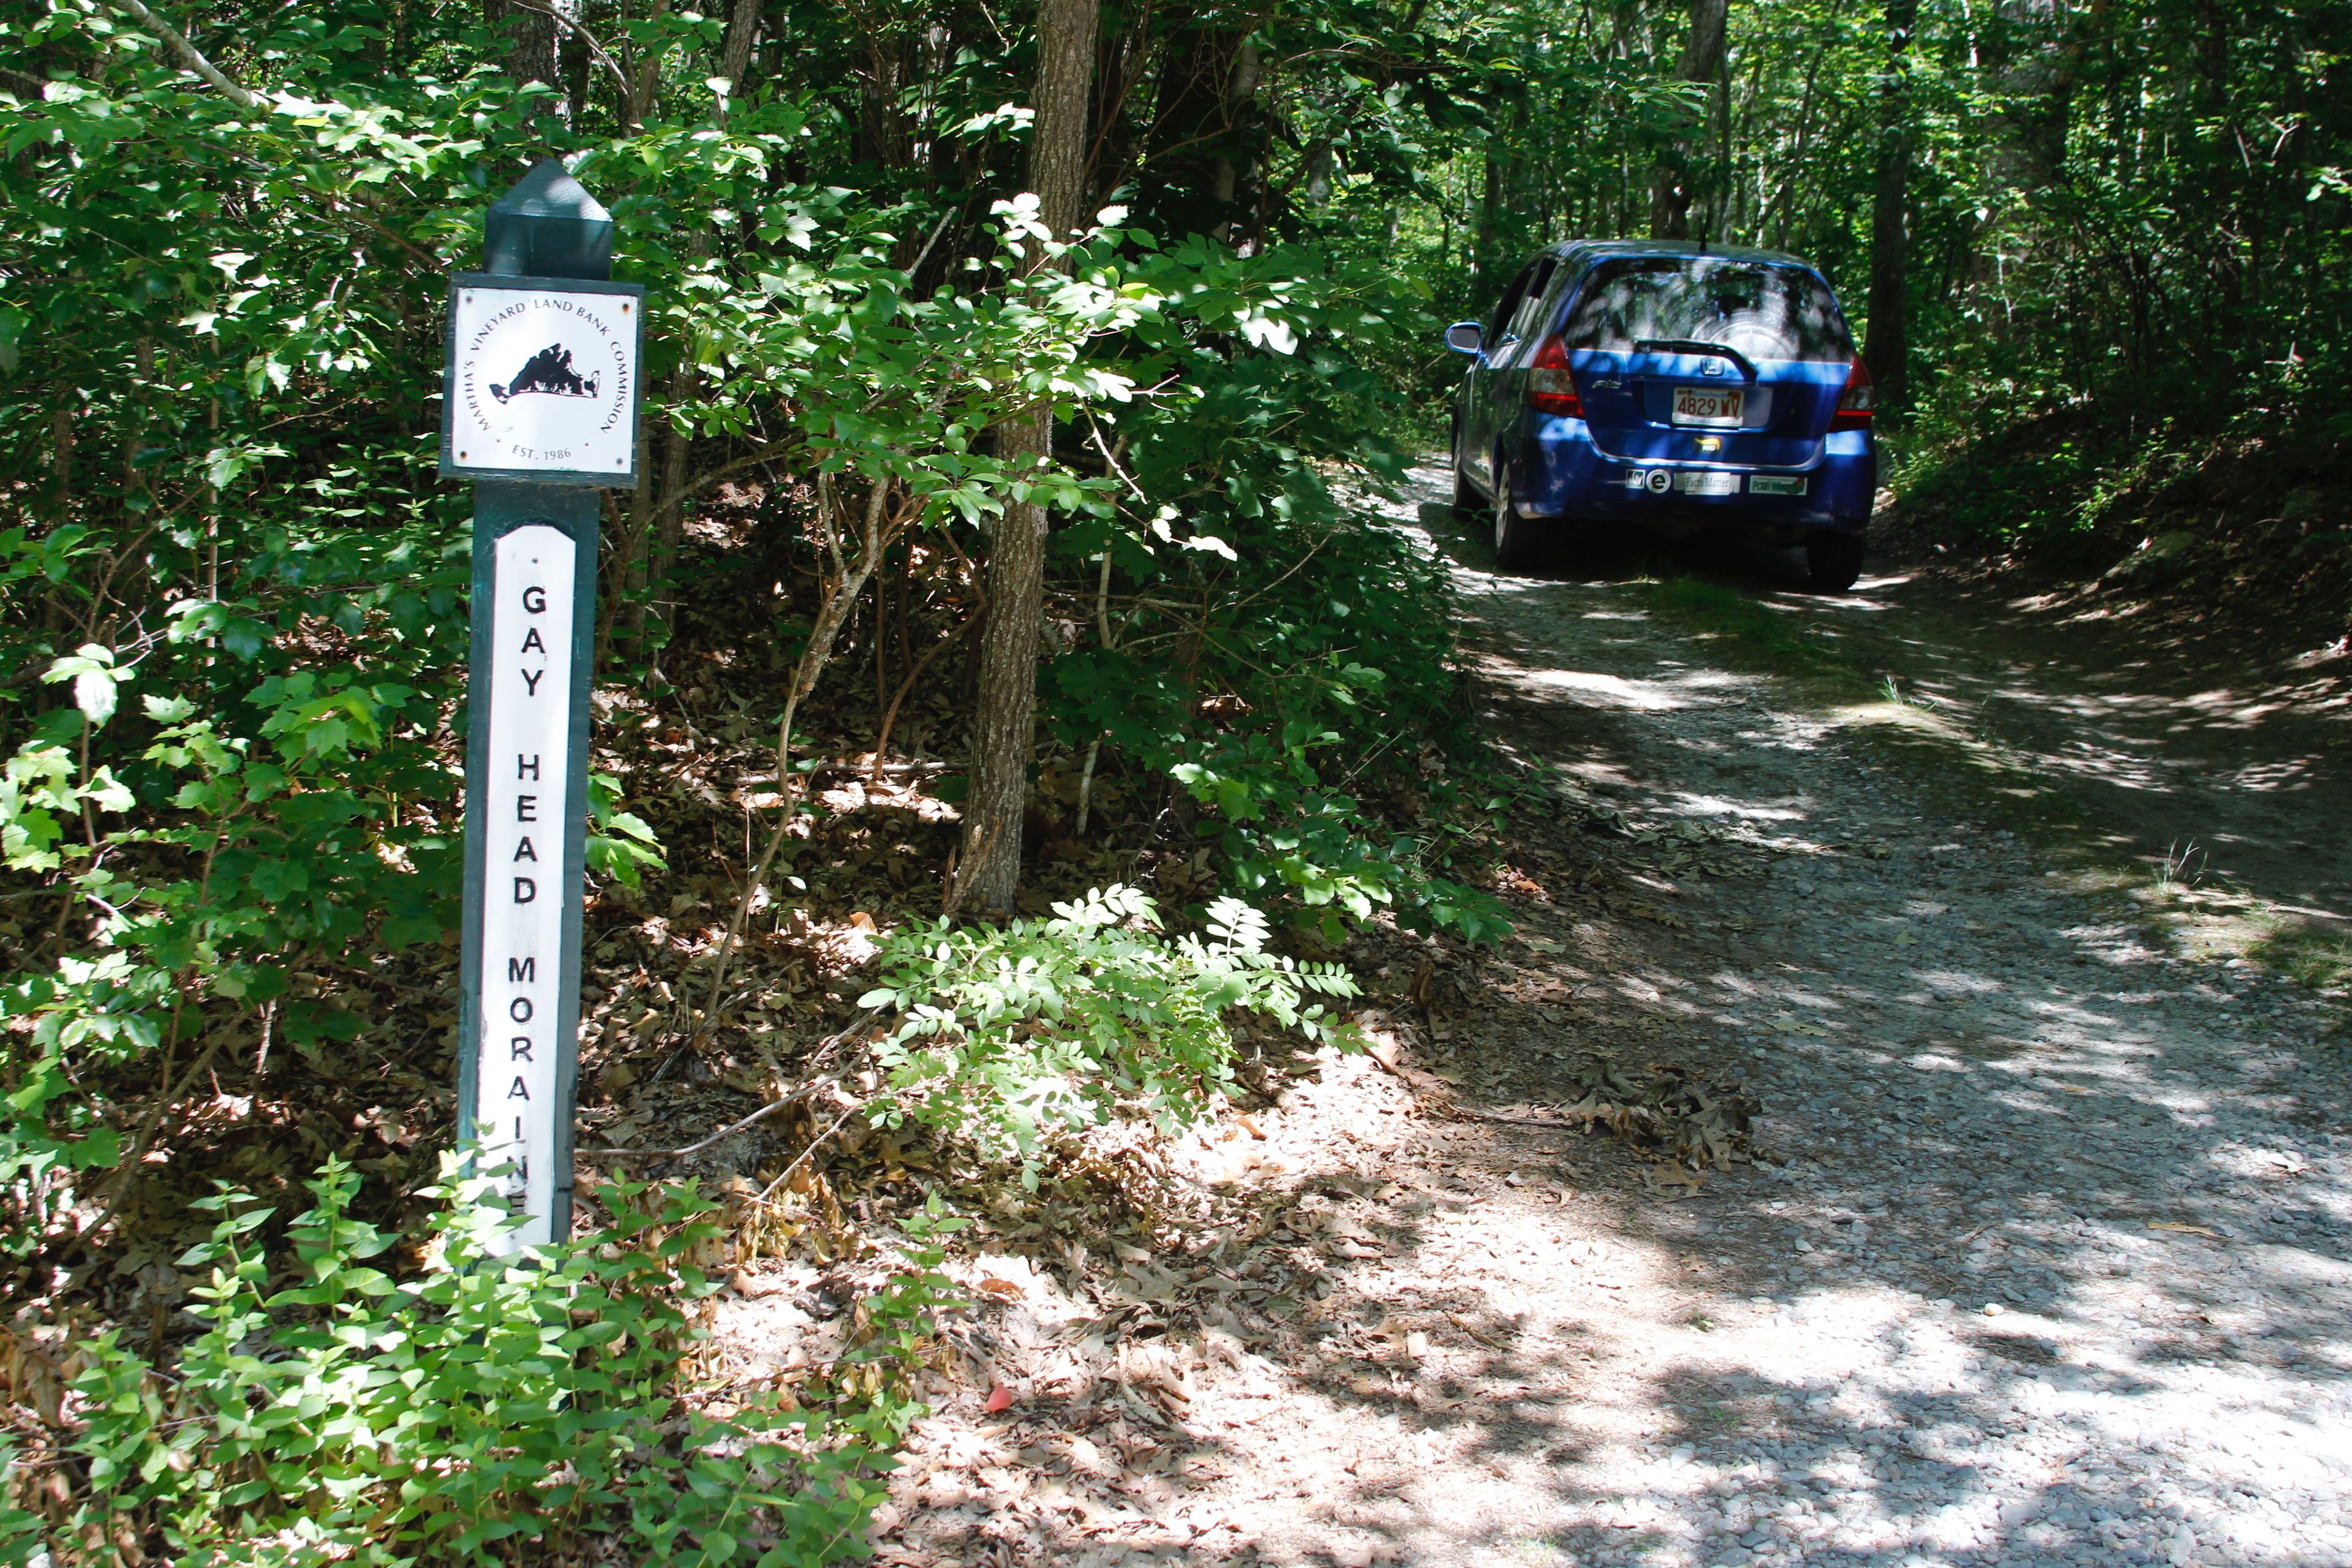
[473,524,576,1252]
[447,281,641,481]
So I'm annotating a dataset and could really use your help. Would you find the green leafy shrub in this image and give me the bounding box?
[858,886,1360,1175]
[7,1158,920,1567]
[0,32,1147,1267]
[1042,240,1509,944]
[0,642,464,1263]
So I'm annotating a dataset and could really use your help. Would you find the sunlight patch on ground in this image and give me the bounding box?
[1660,791,1807,823]
[1501,666,1691,712]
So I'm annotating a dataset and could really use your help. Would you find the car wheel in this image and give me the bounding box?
[1805,529,1866,593]
[1493,468,1543,574]
[1451,418,1481,513]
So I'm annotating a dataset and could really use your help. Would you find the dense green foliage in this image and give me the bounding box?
[18,1159,931,1564]
[862,885,1359,1174]
[1385,0,2352,435]
[0,0,1490,1555]
[1,0,2346,1557]
[0,0,1486,1281]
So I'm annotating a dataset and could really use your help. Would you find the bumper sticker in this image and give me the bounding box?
[1624,467,1789,499]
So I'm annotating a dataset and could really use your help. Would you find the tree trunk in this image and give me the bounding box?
[646,364,695,641]
[48,405,72,524]
[1029,0,1099,241]
[630,0,670,124]
[1862,0,1917,408]
[856,33,914,170]
[562,2,592,123]
[955,410,1050,920]
[488,0,557,85]
[953,0,1099,921]
[1476,143,1501,277]
[721,0,761,88]
[1647,0,1728,238]
[1141,17,1245,241]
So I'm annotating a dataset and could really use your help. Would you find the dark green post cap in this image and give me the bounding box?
[483,158,614,281]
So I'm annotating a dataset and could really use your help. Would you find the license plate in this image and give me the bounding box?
[1675,471,1740,497]
[1672,385,1746,426]
[1749,475,1807,496]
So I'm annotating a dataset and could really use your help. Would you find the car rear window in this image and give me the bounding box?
[1559,257,1853,362]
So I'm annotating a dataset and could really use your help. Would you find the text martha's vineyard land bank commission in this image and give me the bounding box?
[447,283,639,478]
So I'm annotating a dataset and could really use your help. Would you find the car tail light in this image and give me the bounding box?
[1828,356,1874,431]
[1528,336,1582,417]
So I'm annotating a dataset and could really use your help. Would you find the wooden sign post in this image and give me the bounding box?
[443,159,644,1253]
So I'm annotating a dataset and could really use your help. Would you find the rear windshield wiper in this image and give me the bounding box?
[1633,338,1759,381]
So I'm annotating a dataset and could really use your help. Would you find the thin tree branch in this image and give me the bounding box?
[748,1100,866,1207]
[869,621,956,782]
[105,0,263,110]
[336,197,442,270]
[501,0,639,123]
[69,1035,227,1255]
[578,1008,880,1158]
[686,480,904,1044]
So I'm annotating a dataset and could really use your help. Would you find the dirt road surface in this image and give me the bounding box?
[831,464,2352,1568]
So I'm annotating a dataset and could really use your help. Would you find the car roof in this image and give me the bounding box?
[1540,238,1824,273]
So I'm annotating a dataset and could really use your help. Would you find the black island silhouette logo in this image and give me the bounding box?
[488,343,600,405]
[446,282,643,477]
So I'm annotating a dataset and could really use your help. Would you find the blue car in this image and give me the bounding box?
[1447,241,1876,590]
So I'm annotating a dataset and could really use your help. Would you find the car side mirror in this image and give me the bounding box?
[1445,321,1483,355]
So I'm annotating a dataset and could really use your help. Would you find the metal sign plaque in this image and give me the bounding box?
[442,274,644,486]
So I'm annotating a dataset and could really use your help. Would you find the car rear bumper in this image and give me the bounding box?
[1507,417,1875,533]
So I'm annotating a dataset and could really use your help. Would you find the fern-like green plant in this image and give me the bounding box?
[10,1157,918,1566]
[859,886,1360,1178]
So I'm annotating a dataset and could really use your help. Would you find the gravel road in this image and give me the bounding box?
[853,465,2352,1568]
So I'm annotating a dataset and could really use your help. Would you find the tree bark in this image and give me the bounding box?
[720,0,761,96]
[1863,0,1917,407]
[952,0,1099,921]
[48,405,72,524]
[954,410,1049,921]
[562,3,592,123]
[488,0,558,85]
[1141,18,1245,241]
[1029,0,1099,240]
[630,0,670,124]
[1476,141,1501,273]
[1647,0,1728,238]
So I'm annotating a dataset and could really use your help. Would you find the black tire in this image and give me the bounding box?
[1453,460,1481,514]
[1493,469,1544,574]
[1450,416,1481,513]
[1806,529,1866,593]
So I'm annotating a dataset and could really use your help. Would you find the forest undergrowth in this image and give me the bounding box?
[1885,398,2352,658]
[5,0,2350,1558]
[0,451,1530,1563]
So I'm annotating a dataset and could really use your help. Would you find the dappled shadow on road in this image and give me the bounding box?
[1163,679,2352,1565]
[1181,469,2352,1567]
[1774,547,2350,941]
[1415,476,2352,956]
[872,470,2352,1568]
[1055,786,2352,1567]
